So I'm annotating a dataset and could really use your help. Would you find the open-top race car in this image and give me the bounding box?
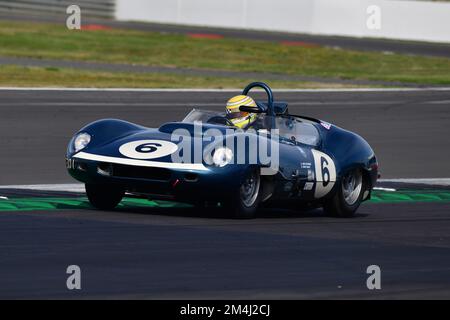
[66,82,378,218]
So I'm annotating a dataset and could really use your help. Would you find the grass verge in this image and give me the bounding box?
[0,65,358,88]
[0,20,449,86]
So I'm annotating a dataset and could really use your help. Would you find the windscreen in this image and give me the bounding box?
[182,109,226,123]
[272,116,320,146]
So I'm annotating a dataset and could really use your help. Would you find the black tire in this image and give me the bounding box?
[323,168,365,218]
[226,168,262,219]
[85,183,124,210]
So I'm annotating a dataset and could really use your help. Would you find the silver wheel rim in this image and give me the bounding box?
[240,170,260,207]
[342,169,363,206]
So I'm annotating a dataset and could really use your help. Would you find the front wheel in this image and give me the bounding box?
[323,168,364,218]
[85,183,124,210]
[225,168,261,219]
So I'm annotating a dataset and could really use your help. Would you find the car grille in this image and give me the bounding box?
[112,164,172,181]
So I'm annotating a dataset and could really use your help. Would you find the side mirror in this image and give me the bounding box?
[239,105,263,113]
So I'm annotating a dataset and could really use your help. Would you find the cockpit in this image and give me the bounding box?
[181,82,321,147]
[182,109,320,147]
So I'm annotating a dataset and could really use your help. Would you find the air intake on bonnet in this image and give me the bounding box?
[112,164,171,181]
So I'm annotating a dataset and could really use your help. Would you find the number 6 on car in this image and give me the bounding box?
[119,140,178,160]
[312,149,336,199]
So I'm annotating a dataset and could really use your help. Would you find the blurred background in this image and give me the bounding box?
[0,0,449,88]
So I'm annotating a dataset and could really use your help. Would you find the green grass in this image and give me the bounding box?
[1,190,450,212]
[0,65,353,88]
[0,20,449,86]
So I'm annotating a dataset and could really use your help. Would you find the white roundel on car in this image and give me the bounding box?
[312,149,336,198]
[119,140,178,160]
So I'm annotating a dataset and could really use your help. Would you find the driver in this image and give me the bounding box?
[225,95,258,129]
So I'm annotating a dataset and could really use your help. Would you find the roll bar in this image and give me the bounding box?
[242,82,275,117]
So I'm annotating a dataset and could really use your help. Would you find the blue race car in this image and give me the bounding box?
[66,82,378,218]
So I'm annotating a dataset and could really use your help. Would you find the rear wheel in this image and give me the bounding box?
[85,183,124,210]
[323,168,364,217]
[226,168,261,219]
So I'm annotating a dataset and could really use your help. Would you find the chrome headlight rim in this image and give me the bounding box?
[73,132,91,153]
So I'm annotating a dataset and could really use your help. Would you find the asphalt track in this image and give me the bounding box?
[0,89,450,299]
[1,88,449,184]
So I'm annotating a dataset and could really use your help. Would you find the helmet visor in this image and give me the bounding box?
[226,111,249,120]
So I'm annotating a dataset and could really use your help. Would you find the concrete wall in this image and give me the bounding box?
[0,0,115,18]
[116,0,450,43]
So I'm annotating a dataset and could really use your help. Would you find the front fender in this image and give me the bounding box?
[67,119,146,157]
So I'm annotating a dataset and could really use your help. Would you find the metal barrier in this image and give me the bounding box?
[116,0,450,43]
[0,0,115,19]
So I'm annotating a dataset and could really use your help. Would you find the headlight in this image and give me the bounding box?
[212,147,233,167]
[73,133,91,152]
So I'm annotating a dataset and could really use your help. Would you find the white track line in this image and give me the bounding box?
[1,101,429,107]
[1,87,450,92]
[373,187,397,192]
[0,184,85,193]
[379,178,450,186]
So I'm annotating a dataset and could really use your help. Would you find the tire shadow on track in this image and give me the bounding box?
[0,188,371,220]
[77,201,370,221]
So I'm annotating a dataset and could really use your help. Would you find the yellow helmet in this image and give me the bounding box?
[225,95,258,128]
